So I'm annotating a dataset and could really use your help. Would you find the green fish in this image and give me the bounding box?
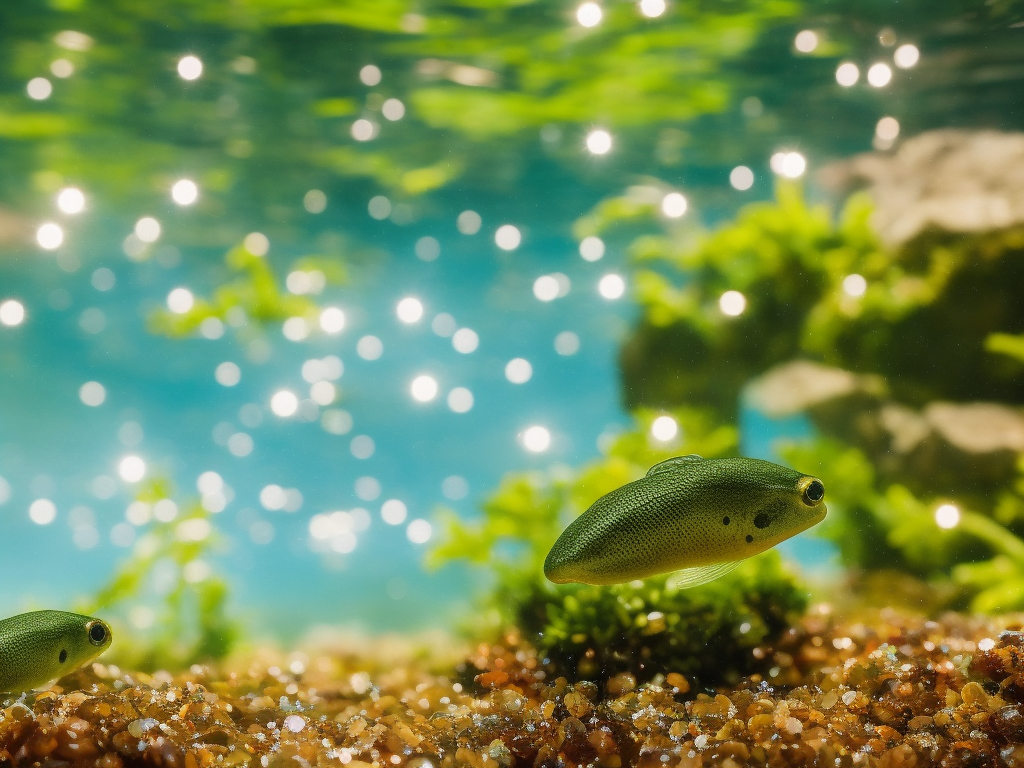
[544,455,826,587]
[0,610,113,693]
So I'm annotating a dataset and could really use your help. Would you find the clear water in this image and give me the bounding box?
[1,2,1017,644]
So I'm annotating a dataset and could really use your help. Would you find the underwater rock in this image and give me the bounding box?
[869,400,1024,489]
[748,362,1024,491]
[925,401,1024,455]
[822,129,1024,245]
[744,360,885,418]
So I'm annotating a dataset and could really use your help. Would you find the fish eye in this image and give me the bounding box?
[802,479,825,506]
[87,620,108,646]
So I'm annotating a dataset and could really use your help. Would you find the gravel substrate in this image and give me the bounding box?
[3,607,1024,767]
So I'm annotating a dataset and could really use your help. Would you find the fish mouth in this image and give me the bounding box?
[794,503,827,535]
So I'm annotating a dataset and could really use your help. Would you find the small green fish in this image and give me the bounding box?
[544,455,826,587]
[0,610,113,693]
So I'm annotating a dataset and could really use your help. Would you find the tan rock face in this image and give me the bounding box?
[925,402,1024,454]
[747,361,1024,489]
[744,361,885,418]
[821,129,1024,246]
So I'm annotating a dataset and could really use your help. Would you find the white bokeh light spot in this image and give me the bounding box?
[719,290,747,316]
[577,2,602,27]
[495,224,522,251]
[505,358,533,384]
[522,425,551,453]
[119,455,146,483]
[876,116,900,141]
[36,222,64,250]
[650,415,679,442]
[835,62,859,87]
[794,30,818,53]
[135,217,161,243]
[410,375,439,403]
[935,503,960,529]
[320,307,346,334]
[79,381,106,406]
[27,77,53,100]
[407,519,433,544]
[167,287,194,314]
[0,300,26,327]
[57,187,85,214]
[382,499,408,525]
[171,179,198,205]
[598,274,625,300]
[396,297,424,323]
[661,192,687,218]
[452,328,479,353]
[29,499,57,525]
[359,64,382,86]
[867,62,893,87]
[271,389,299,417]
[177,55,203,80]
[586,129,612,155]
[730,166,754,191]
[356,335,383,360]
[447,387,474,413]
[894,44,920,69]
[579,236,605,261]
[215,361,241,386]
[843,274,867,297]
[533,275,559,302]
[639,0,666,17]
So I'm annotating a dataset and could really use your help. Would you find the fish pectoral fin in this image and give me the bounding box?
[666,560,740,589]
[646,454,703,478]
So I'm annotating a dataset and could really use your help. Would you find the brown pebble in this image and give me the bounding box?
[666,673,690,693]
[564,691,591,718]
[606,673,636,696]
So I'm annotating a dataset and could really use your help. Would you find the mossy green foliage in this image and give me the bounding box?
[76,480,238,671]
[589,179,1024,613]
[781,439,1024,614]
[583,183,1024,416]
[432,409,809,686]
[514,553,806,687]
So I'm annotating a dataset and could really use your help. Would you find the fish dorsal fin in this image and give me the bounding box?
[666,560,740,590]
[646,454,703,478]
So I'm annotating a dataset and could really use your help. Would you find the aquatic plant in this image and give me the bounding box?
[432,409,809,686]
[148,238,345,339]
[588,176,1024,612]
[76,479,238,670]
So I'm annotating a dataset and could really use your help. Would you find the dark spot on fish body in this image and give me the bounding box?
[722,516,730,525]
[59,648,67,664]
[745,535,754,543]
[754,512,771,529]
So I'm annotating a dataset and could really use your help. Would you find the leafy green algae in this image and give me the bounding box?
[77,479,238,671]
[590,180,1024,613]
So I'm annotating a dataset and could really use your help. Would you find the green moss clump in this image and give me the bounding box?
[513,551,806,687]
[432,409,809,686]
